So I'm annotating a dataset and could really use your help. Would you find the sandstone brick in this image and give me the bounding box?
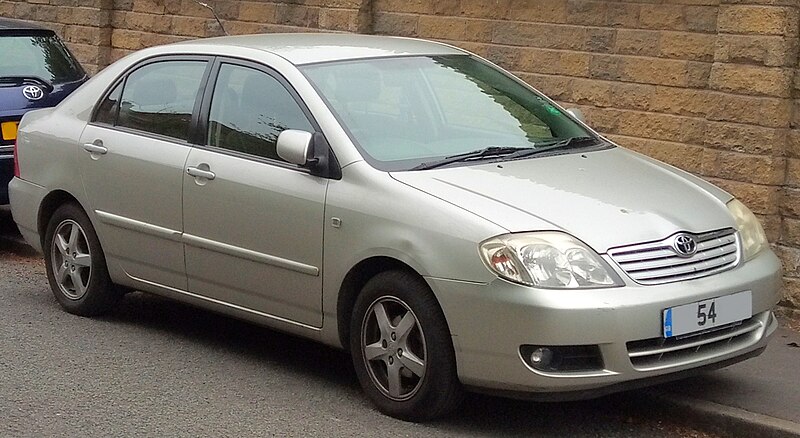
[622,56,710,88]
[15,3,59,23]
[319,8,357,32]
[224,20,267,35]
[464,19,493,43]
[707,94,792,128]
[171,16,212,38]
[784,243,800,277]
[709,63,793,97]
[239,2,276,23]
[373,0,432,15]
[614,29,660,57]
[566,0,607,27]
[684,6,718,32]
[113,11,171,33]
[619,109,708,144]
[650,87,713,118]
[782,217,800,247]
[0,3,13,16]
[433,0,460,16]
[701,149,785,185]
[607,2,640,28]
[517,73,573,102]
[418,15,466,40]
[507,0,568,24]
[58,6,110,27]
[757,213,781,243]
[589,54,624,81]
[660,32,715,61]
[782,187,800,217]
[111,28,144,50]
[718,5,799,36]
[276,4,319,27]
[707,178,780,214]
[373,12,418,37]
[789,130,800,158]
[132,0,164,14]
[569,78,613,107]
[459,0,511,20]
[63,25,112,46]
[493,22,605,52]
[781,277,800,308]
[610,82,655,112]
[606,134,706,174]
[703,122,786,155]
[639,4,685,31]
[714,34,799,67]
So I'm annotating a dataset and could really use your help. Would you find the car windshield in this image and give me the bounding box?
[301,55,599,171]
[0,34,85,84]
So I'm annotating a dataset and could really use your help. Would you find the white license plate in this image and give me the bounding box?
[662,291,752,338]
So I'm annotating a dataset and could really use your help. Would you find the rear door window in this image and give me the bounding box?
[116,61,207,141]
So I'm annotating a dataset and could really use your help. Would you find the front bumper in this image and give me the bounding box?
[428,247,782,396]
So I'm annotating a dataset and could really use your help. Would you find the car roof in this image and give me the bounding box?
[173,33,465,65]
[0,18,53,32]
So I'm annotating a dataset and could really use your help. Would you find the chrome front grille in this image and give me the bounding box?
[608,229,739,285]
[626,313,766,371]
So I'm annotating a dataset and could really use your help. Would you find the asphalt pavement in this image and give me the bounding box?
[1,206,797,437]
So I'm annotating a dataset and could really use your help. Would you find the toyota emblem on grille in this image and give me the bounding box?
[22,85,44,101]
[672,233,697,257]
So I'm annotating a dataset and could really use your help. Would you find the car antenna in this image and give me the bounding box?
[193,1,229,36]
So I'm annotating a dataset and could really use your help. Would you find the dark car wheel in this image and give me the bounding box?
[44,203,121,316]
[350,270,463,421]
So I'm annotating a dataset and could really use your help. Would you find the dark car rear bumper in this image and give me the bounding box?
[0,152,12,205]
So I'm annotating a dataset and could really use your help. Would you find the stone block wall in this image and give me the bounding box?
[2,0,800,310]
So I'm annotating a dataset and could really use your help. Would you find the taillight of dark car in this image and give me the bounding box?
[13,139,20,178]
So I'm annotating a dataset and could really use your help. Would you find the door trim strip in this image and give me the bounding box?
[95,210,182,242]
[183,233,320,276]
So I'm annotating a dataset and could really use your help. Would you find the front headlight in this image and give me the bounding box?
[479,232,623,288]
[727,199,767,261]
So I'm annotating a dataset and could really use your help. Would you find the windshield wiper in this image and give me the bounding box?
[411,146,527,170]
[503,136,600,161]
[0,75,54,92]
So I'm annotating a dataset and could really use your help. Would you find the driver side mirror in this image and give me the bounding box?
[276,129,342,180]
[566,108,586,123]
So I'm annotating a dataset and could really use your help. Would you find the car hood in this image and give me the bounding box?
[390,147,736,253]
[0,78,86,119]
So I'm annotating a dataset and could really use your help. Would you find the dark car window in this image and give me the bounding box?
[94,81,122,125]
[117,61,207,141]
[207,63,313,162]
[0,34,84,83]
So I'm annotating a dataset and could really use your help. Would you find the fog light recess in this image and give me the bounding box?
[519,345,604,373]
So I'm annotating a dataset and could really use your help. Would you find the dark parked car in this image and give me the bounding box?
[0,18,87,204]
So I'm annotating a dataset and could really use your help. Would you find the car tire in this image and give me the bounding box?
[43,203,122,316]
[350,270,464,421]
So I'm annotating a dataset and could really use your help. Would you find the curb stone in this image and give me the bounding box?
[646,391,800,438]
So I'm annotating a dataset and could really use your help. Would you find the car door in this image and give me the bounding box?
[79,57,210,290]
[182,59,327,327]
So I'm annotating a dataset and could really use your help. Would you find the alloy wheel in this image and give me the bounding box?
[50,219,93,300]
[361,296,427,401]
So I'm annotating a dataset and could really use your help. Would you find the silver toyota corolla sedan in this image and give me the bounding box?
[9,34,782,421]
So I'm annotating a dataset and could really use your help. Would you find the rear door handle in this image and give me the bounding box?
[187,166,216,180]
[82,142,107,155]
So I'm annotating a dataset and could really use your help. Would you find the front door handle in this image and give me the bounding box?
[82,142,107,155]
[187,166,216,180]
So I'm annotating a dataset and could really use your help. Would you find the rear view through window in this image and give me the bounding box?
[0,34,85,84]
